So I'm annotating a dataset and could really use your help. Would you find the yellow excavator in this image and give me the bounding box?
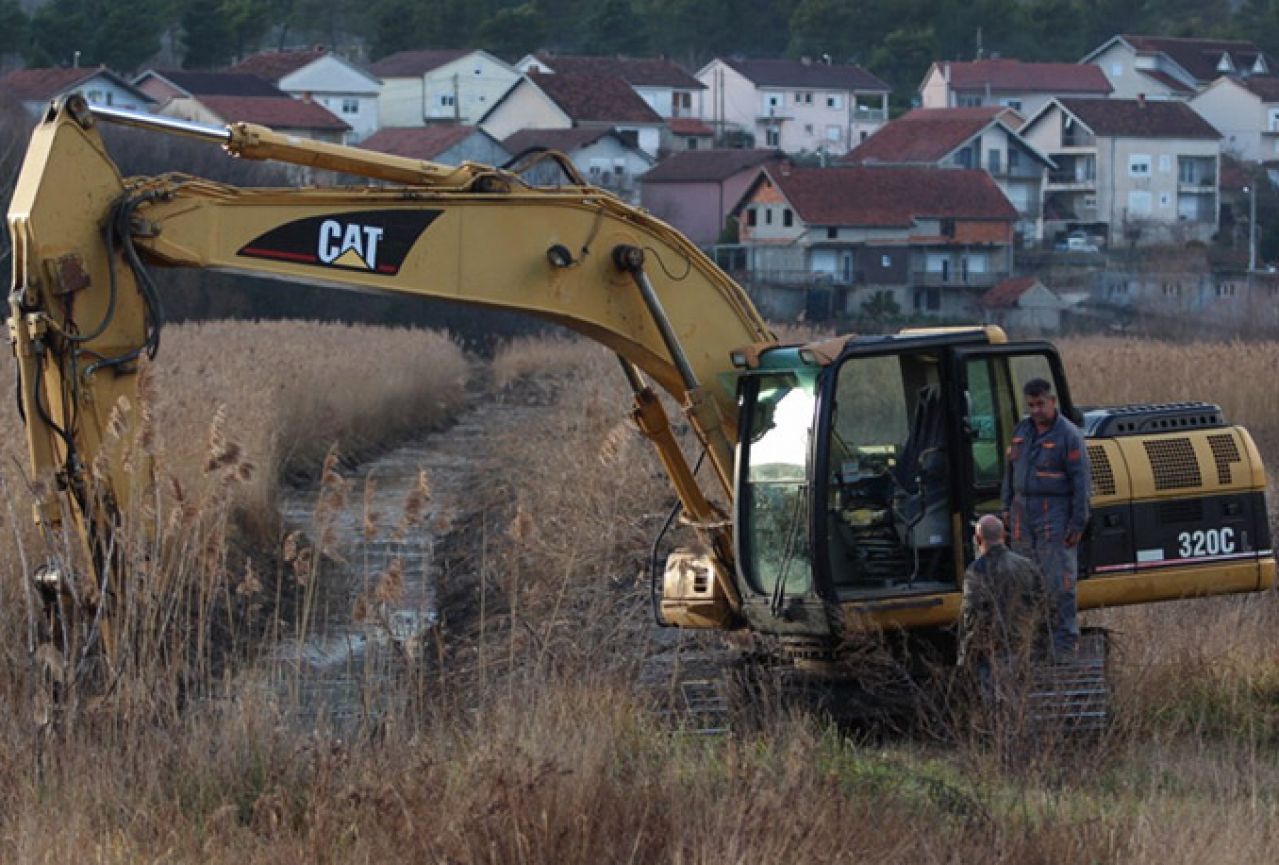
[6,96,1275,671]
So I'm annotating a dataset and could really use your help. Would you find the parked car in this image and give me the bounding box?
[1056,231,1100,253]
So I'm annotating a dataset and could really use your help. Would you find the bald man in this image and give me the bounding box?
[958,515,1048,676]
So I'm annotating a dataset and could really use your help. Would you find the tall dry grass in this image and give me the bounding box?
[2,332,1279,863]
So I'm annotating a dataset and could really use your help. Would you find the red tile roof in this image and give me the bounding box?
[1057,97,1219,139]
[643,149,782,182]
[938,59,1112,94]
[361,125,483,159]
[532,53,703,89]
[502,127,618,154]
[721,57,888,92]
[981,276,1041,308]
[843,107,1004,164]
[529,71,662,123]
[667,117,713,136]
[1121,35,1272,83]
[232,48,330,82]
[368,49,470,78]
[1137,69,1195,95]
[1245,76,1279,102]
[199,95,349,131]
[137,69,283,98]
[1,66,152,103]
[762,165,1017,227]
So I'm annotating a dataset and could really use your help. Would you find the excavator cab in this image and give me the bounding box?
[731,328,1074,637]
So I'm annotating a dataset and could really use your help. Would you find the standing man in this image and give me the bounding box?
[1002,378,1090,656]
[958,514,1047,678]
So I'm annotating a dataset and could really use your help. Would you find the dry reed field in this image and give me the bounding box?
[1,329,1278,863]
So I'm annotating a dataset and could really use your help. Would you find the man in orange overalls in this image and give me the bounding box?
[1002,378,1090,656]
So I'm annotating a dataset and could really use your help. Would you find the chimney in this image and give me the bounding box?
[1137,92,1146,107]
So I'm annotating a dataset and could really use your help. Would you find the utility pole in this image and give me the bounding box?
[1249,181,1258,272]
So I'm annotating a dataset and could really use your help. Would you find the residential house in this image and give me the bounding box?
[502,127,654,203]
[1190,76,1279,164]
[918,59,1112,118]
[369,49,519,128]
[665,118,716,152]
[134,68,286,116]
[1020,98,1221,247]
[1,66,154,115]
[232,47,381,142]
[732,164,1018,318]
[152,90,350,143]
[843,106,1054,245]
[360,125,509,167]
[696,57,890,155]
[481,72,665,157]
[518,53,703,119]
[980,276,1069,333]
[640,149,782,245]
[1082,35,1275,101]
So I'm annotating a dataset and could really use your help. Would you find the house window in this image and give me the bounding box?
[764,93,783,113]
[958,93,983,107]
[1083,194,1097,209]
[860,130,869,141]
[1111,62,1123,77]
[341,98,359,114]
[1008,148,1020,169]
[999,98,1022,111]
[827,94,842,109]
[1217,283,1237,297]
[86,89,103,103]
[765,208,773,225]
[804,124,814,134]
[439,94,455,107]
[826,125,841,142]
[1129,154,1151,177]
[765,127,780,146]
[1128,190,1152,216]
[783,208,794,227]
[1268,109,1279,132]
[881,254,891,268]
[617,129,639,148]
[988,150,1001,173]
[686,137,699,150]
[474,67,482,74]
[676,92,692,110]
[827,227,838,239]
[1158,154,1171,173]
[1217,53,1234,73]
[914,288,941,311]
[1159,192,1171,207]
[747,208,757,227]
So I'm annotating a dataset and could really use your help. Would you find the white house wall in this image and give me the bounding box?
[277,56,380,142]
[423,54,521,124]
[480,81,571,141]
[1190,80,1266,163]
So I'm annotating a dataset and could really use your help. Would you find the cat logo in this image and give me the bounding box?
[318,220,383,271]
[237,209,442,276]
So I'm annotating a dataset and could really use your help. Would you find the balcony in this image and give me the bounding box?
[1177,179,1216,193]
[910,270,1002,288]
[1046,169,1096,190]
[853,107,887,122]
[1061,132,1096,148]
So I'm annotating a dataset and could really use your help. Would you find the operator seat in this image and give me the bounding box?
[894,384,951,550]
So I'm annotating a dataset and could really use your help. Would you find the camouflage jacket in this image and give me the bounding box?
[958,544,1047,665]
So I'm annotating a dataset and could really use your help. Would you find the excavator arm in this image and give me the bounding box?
[8,97,774,628]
